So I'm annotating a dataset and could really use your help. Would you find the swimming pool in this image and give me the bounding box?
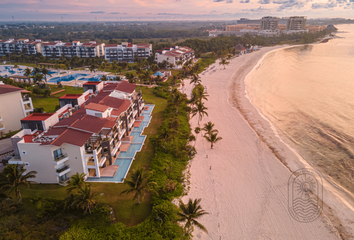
[79,75,116,82]
[49,73,89,82]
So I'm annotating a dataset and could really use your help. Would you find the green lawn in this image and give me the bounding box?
[32,86,84,113]
[21,87,168,227]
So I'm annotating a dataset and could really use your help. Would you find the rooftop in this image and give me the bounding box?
[85,102,109,112]
[59,94,82,100]
[0,84,25,95]
[84,81,101,86]
[21,113,53,122]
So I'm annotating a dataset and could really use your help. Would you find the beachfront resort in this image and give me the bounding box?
[3,79,153,184]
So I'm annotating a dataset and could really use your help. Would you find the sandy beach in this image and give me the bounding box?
[182,46,354,239]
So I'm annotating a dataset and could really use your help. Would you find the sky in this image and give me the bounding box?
[0,0,353,21]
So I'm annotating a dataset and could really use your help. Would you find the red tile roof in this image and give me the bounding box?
[104,44,118,48]
[111,100,131,116]
[21,113,53,121]
[43,127,67,136]
[104,120,116,129]
[99,96,126,109]
[85,102,109,112]
[71,115,109,133]
[59,94,82,99]
[50,128,92,147]
[41,42,59,46]
[0,84,25,95]
[115,81,136,94]
[83,81,101,86]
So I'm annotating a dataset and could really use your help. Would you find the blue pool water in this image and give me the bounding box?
[86,105,154,183]
[130,132,146,143]
[117,143,142,158]
[132,122,149,132]
[79,75,116,82]
[87,158,133,183]
[49,73,89,82]
[48,71,58,75]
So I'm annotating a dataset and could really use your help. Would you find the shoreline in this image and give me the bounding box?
[240,44,354,201]
[183,44,354,239]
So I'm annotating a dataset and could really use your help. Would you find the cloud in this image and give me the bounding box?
[212,0,233,2]
[240,0,250,3]
[243,6,271,12]
[90,11,105,14]
[311,1,337,8]
[275,0,305,10]
[258,0,271,3]
[157,13,183,15]
[110,12,120,14]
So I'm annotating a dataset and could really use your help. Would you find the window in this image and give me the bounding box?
[95,113,102,118]
[36,123,43,131]
[21,150,27,156]
[53,148,62,159]
[22,123,29,129]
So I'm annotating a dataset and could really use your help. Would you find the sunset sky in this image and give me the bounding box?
[0,0,353,21]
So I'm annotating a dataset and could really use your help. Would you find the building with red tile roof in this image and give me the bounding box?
[155,45,195,69]
[0,83,33,134]
[9,80,146,184]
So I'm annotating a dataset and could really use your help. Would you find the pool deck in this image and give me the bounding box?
[86,104,155,183]
[0,64,123,87]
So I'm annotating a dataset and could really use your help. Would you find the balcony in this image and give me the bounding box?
[53,153,69,165]
[56,165,70,176]
[59,177,70,186]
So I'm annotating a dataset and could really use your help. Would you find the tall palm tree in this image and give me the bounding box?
[190,74,201,85]
[24,67,31,77]
[0,164,37,200]
[120,167,157,205]
[66,172,87,193]
[172,89,187,114]
[191,101,208,125]
[202,121,219,137]
[219,58,230,70]
[178,198,209,235]
[204,132,222,149]
[71,185,98,215]
[41,67,49,84]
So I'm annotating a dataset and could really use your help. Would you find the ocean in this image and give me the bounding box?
[245,24,354,195]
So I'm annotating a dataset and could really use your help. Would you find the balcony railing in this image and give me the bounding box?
[56,165,70,173]
[54,153,68,162]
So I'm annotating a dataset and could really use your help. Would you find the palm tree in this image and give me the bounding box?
[219,58,230,70]
[190,74,201,85]
[41,67,49,84]
[191,101,208,125]
[178,198,209,235]
[71,185,98,215]
[172,89,187,114]
[204,132,222,149]
[66,172,87,193]
[120,167,157,205]
[202,121,218,137]
[0,164,37,200]
[24,67,31,77]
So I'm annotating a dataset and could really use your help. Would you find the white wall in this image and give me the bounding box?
[17,143,59,183]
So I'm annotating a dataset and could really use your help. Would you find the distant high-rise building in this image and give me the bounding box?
[260,16,279,30]
[287,16,307,30]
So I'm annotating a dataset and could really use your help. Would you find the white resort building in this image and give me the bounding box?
[0,82,33,135]
[104,42,152,63]
[0,39,42,56]
[9,81,151,184]
[41,41,105,58]
[155,46,195,69]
